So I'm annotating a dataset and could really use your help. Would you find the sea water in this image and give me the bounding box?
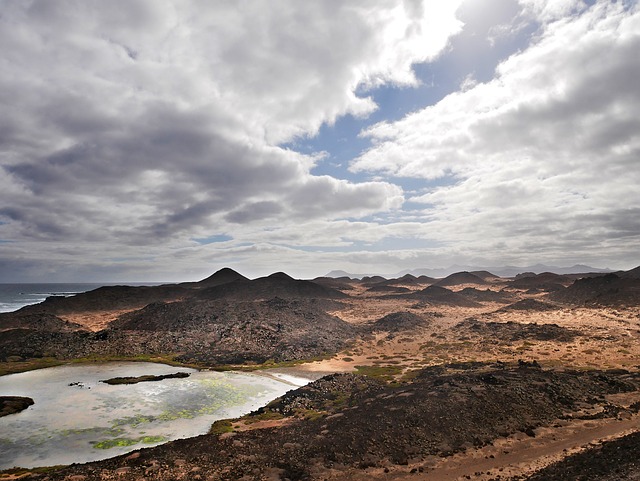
[0,362,308,469]
[0,283,165,313]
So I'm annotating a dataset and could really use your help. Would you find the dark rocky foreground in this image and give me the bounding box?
[0,396,34,417]
[14,364,640,480]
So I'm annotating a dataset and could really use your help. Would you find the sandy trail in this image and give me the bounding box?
[332,414,639,481]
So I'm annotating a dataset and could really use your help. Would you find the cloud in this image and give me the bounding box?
[350,1,640,266]
[0,0,466,280]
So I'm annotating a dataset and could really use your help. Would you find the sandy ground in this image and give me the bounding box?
[304,281,640,374]
[63,310,136,331]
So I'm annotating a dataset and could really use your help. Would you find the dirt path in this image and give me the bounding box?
[333,413,639,480]
[424,417,639,480]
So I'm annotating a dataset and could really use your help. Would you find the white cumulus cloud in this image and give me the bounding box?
[351,0,640,268]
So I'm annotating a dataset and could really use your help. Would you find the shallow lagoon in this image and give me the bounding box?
[0,362,307,469]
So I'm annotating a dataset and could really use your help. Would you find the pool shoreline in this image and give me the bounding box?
[0,361,313,470]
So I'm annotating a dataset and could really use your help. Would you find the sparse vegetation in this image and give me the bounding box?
[354,364,403,381]
[209,419,235,435]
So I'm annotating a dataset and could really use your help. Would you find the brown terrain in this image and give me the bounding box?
[1,266,640,480]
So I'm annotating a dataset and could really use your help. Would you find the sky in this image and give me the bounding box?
[0,0,639,282]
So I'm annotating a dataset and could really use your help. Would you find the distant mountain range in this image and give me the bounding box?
[325,264,614,279]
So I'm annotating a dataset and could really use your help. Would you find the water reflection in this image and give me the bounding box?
[0,362,306,469]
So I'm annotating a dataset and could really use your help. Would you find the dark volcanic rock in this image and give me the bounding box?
[366,285,411,294]
[550,273,640,306]
[459,287,514,304]
[619,265,640,279]
[417,275,437,284]
[0,396,34,417]
[508,272,572,292]
[372,274,432,288]
[0,312,82,332]
[19,366,640,481]
[497,298,559,312]
[13,284,190,316]
[6,298,355,365]
[101,372,190,385]
[469,270,501,281]
[407,285,481,307]
[311,276,357,290]
[180,267,248,288]
[360,275,387,285]
[434,271,488,287]
[196,273,347,301]
[371,311,427,332]
[455,318,580,342]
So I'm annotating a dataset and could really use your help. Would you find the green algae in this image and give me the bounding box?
[92,435,167,449]
[92,438,139,449]
[111,414,156,428]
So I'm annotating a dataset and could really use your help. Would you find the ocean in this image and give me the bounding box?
[0,283,165,313]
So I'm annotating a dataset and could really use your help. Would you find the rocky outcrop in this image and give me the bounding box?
[0,312,82,332]
[497,298,559,312]
[550,273,640,306]
[455,318,580,342]
[434,271,488,287]
[100,372,190,385]
[459,287,514,303]
[407,285,481,307]
[10,285,190,316]
[508,272,572,292]
[371,311,428,332]
[0,298,356,365]
[0,396,34,417]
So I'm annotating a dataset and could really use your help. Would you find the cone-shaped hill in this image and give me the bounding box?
[507,272,571,292]
[311,276,357,290]
[103,297,356,364]
[549,273,640,306]
[408,285,480,307]
[417,275,437,284]
[372,274,433,288]
[371,311,428,332]
[434,271,488,287]
[469,270,501,282]
[180,267,248,288]
[619,265,640,279]
[360,275,387,285]
[196,271,347,302]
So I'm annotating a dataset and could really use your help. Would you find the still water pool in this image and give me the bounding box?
[0,362,307,469]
